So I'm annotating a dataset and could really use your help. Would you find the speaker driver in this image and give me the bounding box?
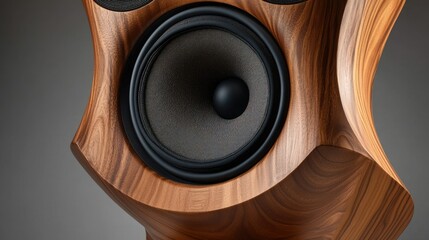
[121,4,290,184]
[94,0,152,12]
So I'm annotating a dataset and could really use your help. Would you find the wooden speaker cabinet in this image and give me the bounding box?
[72,0,414,239]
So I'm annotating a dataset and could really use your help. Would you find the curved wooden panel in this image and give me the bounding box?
[73,145,413,239]
[338,0,407,184]
[72,0,413,238]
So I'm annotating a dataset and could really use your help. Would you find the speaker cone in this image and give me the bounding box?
[121,4,290,184]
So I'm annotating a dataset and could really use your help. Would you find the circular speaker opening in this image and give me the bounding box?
[121,3,290,184]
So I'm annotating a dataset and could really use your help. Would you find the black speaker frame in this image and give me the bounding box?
[94,0,153,12]
[120,3,290,184]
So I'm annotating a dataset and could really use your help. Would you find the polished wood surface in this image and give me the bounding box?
[338,0,407,184]
[73,145,413,239]
[72,0,413,239]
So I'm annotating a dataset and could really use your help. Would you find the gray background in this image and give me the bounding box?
[0,1,427,239]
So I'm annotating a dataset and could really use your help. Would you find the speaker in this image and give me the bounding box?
[72,0,413,239]
[120,5,289,184]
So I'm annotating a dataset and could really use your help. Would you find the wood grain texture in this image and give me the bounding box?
[338,0,407,184]
[72,0,413,239]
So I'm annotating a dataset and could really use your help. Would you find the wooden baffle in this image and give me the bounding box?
[72,0,414,239]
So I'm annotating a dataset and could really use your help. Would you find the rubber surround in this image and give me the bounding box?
[94,0,152,12]
[120,3,290,184]
[264,0,307,5]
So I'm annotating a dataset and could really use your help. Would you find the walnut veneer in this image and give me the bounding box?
[72,0,413,239]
